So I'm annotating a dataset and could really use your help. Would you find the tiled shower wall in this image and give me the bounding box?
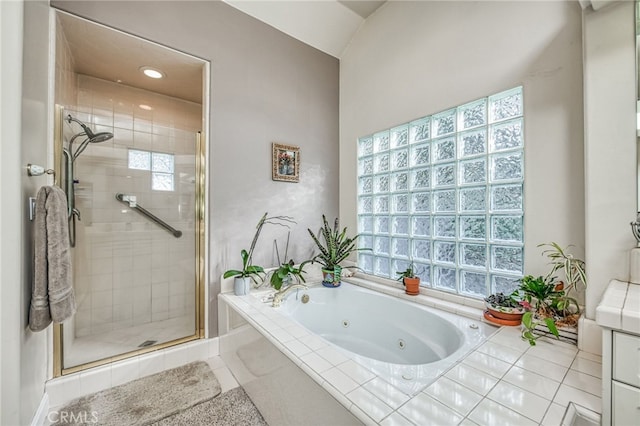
[69,75,201,338]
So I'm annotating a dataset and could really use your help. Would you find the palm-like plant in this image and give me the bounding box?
[539,242,587,293]
[223,212,295,284]
[307,215,369,272]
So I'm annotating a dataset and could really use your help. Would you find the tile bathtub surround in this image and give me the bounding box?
[220,286,602,425]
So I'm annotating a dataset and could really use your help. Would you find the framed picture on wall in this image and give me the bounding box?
[272,143,300,182]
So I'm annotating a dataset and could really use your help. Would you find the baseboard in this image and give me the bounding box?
[578,316,603,356]
[30,392,49,426]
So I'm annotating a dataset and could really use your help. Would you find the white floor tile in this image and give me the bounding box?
[338,360,376,384]
[423,377,483,416]
[502,366,561,399]
[468,398,537,426]
[489,327,531,353]
[206,355,227,371]
[398,392,463,426]
[570,357,602,379]
[363,377,410,409]
[462,351,511,378]
[563,369,602,397]
[299,334,328,351]
[445,363,499,396]
[487,381,551,423]
[575,350,602,364]
[283,339,312,357]
[321,367,359,394]
[542,403,568,426]
[379,412,415,426]
[458,418,480,426]
[347,387,393,423]
[315,346,349,366]
[553,384,602,413]
[476,340,523,364]
[515,353,569,382]
[301,352,333,374]
[527,340,577,368]
[212,366,239,393]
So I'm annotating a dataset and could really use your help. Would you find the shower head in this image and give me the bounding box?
[66,114,114,159]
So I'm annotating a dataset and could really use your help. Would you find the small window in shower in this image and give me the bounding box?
[151,152,174,191]
[128,149,151,170]
[128,148,175,191]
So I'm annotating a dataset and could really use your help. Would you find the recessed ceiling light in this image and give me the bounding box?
[139,66,165,79]
[139,104,153,111]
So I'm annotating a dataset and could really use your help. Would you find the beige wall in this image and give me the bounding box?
[1,1,26,423]
[52,0,340,336]
[0,0,53,424]
[340,0,585,297]
[583,1,637,318]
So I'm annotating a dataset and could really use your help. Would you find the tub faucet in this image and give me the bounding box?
[272,284,308,307]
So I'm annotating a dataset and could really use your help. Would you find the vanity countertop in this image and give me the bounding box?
[595,279,640,334]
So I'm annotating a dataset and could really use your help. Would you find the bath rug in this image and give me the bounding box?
[151,387,268,426]
[53,361,221,425]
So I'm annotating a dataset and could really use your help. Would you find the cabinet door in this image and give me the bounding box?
[613,332,640,387]
[612,381,640,425]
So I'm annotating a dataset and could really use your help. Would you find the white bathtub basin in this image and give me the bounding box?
[278,280,497,394]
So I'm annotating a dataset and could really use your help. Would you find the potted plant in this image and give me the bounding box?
[396,263,422,295]
[483,291,526,325]
[223,213,295,295]
[307,215,370,287]
[516,242,587,345]
[267,232,310,290]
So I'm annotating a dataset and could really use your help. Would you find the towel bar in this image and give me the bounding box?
[27,164,56,178]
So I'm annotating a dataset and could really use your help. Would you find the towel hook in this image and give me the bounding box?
[26,164,55,179]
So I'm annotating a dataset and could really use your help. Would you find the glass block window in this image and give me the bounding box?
[357,87,524,298]
[128,149,175,191]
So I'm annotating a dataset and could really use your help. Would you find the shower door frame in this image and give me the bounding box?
[52,104,207,377]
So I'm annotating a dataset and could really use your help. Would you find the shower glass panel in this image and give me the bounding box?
[59,76,202,369]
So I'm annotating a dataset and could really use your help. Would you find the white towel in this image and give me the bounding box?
[29,186,76,332]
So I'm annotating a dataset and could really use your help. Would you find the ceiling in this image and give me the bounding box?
[223,0,386,58]
[57,12,205,103]
[56,1,385,104]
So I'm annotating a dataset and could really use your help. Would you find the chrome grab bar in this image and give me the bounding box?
[115,193,182,238]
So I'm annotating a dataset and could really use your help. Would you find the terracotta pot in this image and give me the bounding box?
[554,281,565,291]
[322,266,342,288]
[403,277,420,295]
[484,302,525,321]
[483,310,522,326]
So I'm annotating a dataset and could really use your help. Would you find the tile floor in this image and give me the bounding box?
[64,315,194,367]
[221,289,603,426]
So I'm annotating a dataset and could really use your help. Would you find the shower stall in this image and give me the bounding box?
[53,11,207,375]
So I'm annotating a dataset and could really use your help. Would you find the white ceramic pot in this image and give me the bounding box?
[233,277,251,296]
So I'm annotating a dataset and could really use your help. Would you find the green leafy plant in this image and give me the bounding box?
[223,213,295,284]
[521,311,559,346]
[539,242,587,293]
[268,231,310,290]
[269,259,310,290]
[307,215,370,271]
[396,261,423,281]
[517,275,563,315]
[484,292,521,309]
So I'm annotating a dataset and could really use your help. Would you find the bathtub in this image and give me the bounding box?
[277,281,496,395]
